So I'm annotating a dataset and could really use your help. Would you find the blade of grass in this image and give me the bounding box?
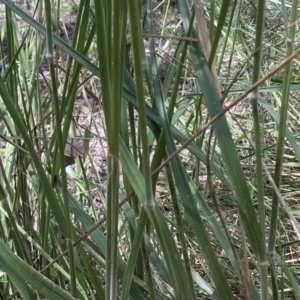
[177,2,269,298]
[0,78,67,234]
[268,2,299,298]
[0,238,75,299]
[178,0,264,260]
[147,2,196,296]
[43,0,77,295]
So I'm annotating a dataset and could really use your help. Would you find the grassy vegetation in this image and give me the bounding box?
[0,0,300,299]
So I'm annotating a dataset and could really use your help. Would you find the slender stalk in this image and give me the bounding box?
[250,0,268,298]
[128,0,154,212]
[92,0,127,298]
[93,1,113,297]
[121,208,148,299]
[268,0,298,298]
[105,1,126,298]
[165,161,194,290]
[43,0,76,296]
[268,0,298,254]
[128,0,192,297]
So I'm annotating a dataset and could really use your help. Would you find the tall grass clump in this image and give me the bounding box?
[0,0,299,299]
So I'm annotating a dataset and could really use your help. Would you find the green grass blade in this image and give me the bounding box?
[178,0,264,260]
[0,78,67,234]
[0,238,75,299]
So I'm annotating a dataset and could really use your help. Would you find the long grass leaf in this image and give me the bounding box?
[178,0,264,260]
[0,77,67,234]
[0,238,75,299]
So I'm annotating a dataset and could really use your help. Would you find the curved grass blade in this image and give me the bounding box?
[66,190,147,299]
[177,0,264,261]
[0,238,75,299]
[120,136,233,298]
[121,80,231,190]
[0,78,67,234]
[259,98,300,161]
